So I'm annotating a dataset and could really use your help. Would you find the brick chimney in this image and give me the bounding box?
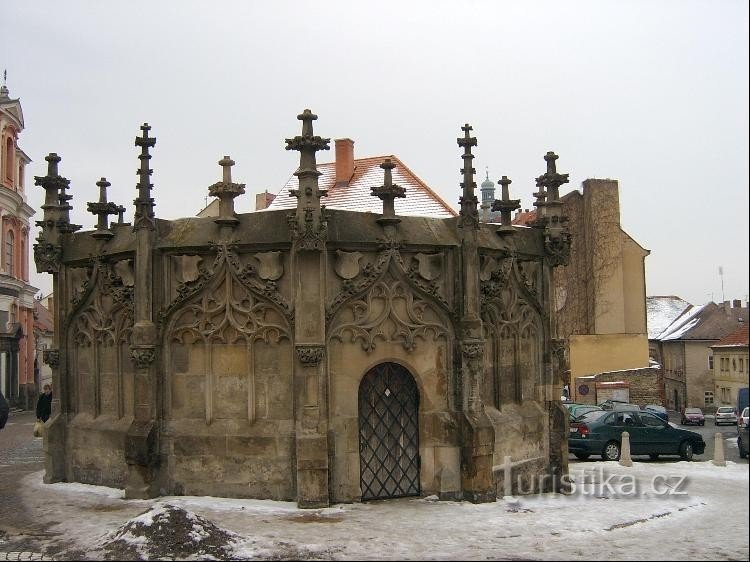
[255,190,276,211]
[335,138,354,187]
[733,299,742,308]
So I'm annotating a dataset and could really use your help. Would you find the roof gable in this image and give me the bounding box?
[267,155,457,218]
[0,99,24,130]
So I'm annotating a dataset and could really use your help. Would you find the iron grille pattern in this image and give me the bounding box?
[358,362,420,500]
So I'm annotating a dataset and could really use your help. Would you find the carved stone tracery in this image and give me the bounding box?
[330,276,448,353]
[160,244,292,327]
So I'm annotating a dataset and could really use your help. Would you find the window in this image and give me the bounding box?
[709,355,714,370]
[705,391,714,406]
[640,413,665,428]
[5,138,13,182]
[740,358,745,373]
[4,230,13,276]
[721,388,730,403]
[732,359,736,372]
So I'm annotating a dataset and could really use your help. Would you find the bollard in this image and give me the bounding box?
[619,431,633,466]
[504,455,513,498]
[712,432,726,466]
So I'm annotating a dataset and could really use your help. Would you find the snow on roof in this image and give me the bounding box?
[647,296,692,339]
[657,303,708,341]
[267,156,457,218]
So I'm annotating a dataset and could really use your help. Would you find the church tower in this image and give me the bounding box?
[479,168,495,221]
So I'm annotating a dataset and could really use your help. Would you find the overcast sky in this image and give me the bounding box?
[3,0,748,306]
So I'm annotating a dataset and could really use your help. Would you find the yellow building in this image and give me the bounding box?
[711,325,749,408]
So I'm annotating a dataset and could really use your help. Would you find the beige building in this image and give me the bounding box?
[35,113,572,506]
[711,325,749,408]
[513,179,651,401]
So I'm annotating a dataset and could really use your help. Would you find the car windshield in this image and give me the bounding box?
[743,407,749,416]
[684,408,702,414]
[717,407,734,413]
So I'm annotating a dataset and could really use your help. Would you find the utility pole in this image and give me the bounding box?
[719,266,725,302]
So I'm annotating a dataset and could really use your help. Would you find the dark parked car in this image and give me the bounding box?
[643,404,669,422]
[569,409,706,461]
[681,407,705,426]
[738,425,749,459]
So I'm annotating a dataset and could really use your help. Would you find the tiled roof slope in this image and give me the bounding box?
[647,296,693,339]
[267,156,457,218]
[34,300,54,332]
[711,325,749,348]
[511,209,537,226]
[658,302,748,341]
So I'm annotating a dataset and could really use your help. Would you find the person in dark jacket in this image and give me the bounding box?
[36,384,53,423]
[0,390,9,429]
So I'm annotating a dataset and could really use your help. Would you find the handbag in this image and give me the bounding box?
[33,421,44,437]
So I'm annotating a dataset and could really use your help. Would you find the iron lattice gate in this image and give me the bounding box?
[358,362,420,500]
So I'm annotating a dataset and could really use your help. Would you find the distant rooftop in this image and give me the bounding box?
[647,296,693,339]
[267,138,456,218]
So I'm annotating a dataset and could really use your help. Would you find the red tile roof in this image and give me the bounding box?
[711,325,749,348]
[511,209,537,226]
[267,156,457,218]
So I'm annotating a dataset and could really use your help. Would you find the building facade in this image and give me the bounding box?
[711,325,749,408]
[657,300,748,410]
[512,178,651,400]
[0,78,38,408]
[35,113,571,507]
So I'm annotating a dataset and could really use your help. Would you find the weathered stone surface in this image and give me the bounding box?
[38,116,569,508]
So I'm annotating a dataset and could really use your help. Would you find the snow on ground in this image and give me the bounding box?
[18,460,750,560]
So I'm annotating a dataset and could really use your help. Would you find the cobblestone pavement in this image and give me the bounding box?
[0,411,55,561]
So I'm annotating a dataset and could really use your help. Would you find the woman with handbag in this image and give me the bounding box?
[35,384,53,436]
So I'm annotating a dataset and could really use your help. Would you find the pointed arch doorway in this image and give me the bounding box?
[358,362,420,500]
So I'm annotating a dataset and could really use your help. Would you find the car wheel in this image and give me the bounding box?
[649,453,659,460]
[700,421,704,426]
[574,453,590,460]
[679,441,694,461]
[602,441,621,461]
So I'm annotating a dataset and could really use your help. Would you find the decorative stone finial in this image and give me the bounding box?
[117,205,127,225]
[208,155,246,227]
[133,123,157,231]
[371,158,406,225]
[285,109,331,251]
[87,177,120,240]
[532,150,568,227]
[536,151,569,202]
[491,175,521,232]
[457,124,479,229]
[33,153,80,273]
[531,151,571,266]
